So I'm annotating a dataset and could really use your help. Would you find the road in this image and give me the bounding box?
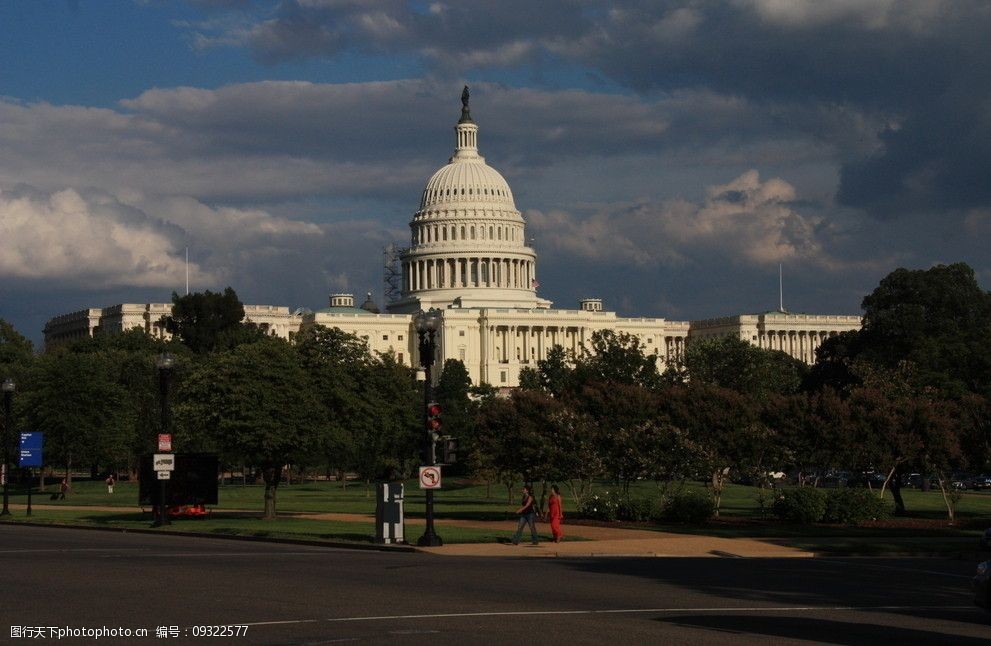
[0,524,987,644]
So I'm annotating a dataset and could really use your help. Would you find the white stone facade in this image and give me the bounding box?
[689,311,862,364]
[44,302,300,348]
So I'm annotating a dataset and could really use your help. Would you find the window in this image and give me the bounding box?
[398,335,404,341]
[459,348,466,361]
[459,330,465,336]
[382,335,389,341]
[500,371,507,383]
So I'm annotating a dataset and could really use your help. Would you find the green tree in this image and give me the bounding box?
[175,337,322,518]
[435,359,473,442]
[0,318,33,368]
[811,263,991,398]
[666,384,759,516]
[164,287,262,354]
[683,336,806,400]
[23,351,130,487]
[295,325,373,485]
[572,330,661,390]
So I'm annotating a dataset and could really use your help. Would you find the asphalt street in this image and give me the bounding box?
[0,524,987,645]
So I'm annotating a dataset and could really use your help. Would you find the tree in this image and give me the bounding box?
[175,337,322,518]
[0,318,33,368]
[70,329,187,472]
[23,350,130,487]
[683,336,806,400]
[435,359,474,444]
[295,325,373,486]
[666,384,759,516]
[164,287,262,354]
[572,330,662,390]
[815,263,991,398]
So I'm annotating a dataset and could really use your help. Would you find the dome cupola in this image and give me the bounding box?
[386,87,551,313]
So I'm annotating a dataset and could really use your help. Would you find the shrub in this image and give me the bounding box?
[617,497,654,522]
[578,491,620,521]
[660,490,716,524]
[773,487,827,523]
[823,488,889,524]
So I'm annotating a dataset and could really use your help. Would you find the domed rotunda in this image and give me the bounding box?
[387,87,552,313]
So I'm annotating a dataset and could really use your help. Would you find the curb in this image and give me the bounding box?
[0,520,416,553]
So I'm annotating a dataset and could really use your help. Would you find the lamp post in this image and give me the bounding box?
[2,378,15,517]
[154,354,174,527]
[415,312,442,547]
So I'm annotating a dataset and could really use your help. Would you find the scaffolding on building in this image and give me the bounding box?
[383,243,408,305]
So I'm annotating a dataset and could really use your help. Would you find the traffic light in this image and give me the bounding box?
[442,437,459,464]
[426,402,442,439]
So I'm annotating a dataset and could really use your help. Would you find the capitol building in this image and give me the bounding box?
[44,89,861,386]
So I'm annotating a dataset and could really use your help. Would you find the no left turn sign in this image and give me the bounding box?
[419,465,442,489]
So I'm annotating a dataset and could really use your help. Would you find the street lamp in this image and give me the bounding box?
[2,377,15,517]
[153,354,174,527]
[415,312,442,547]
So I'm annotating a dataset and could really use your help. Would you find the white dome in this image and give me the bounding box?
[386,86,551,314]
[419,159,515,210]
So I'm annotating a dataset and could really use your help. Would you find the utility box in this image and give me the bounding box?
[375,482,405,544]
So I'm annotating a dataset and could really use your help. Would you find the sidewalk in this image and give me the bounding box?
[296,511,813,558]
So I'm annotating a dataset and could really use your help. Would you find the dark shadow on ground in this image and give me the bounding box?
[658,613,988,645]
[557,557,987,627]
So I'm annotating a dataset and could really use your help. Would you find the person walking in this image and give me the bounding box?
[105,474,115,494]
[547,484,565,543]
[58,478,68,500]
[511,484,539,545]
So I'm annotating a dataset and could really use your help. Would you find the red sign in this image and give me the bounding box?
[158,434,172,452]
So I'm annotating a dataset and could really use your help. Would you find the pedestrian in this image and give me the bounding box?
[106,474,115,494]
[547,484,564,543]
[511,484,539,545]
[58,478,68,500]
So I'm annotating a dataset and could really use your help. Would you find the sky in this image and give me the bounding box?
[2,0,991,347]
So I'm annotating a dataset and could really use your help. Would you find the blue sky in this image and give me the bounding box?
[2,1,990,347]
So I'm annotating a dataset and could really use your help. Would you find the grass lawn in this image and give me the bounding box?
[0,508,523,545]
[6,477,990,550]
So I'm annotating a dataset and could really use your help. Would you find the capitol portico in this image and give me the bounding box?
[42,88,861,384]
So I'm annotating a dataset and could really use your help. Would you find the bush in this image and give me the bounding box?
[616,497,654,522]
[578,491,620,521]
[660,490,716,524]
[773,487,827,523]
[823,488,889,524]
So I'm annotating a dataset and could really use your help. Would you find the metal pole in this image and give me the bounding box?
[417,327,442,547]
[154,363,171,527]
[2,387,11,516]
[26,468,31,516]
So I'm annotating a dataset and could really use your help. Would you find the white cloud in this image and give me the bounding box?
[0,185,204,288]
[739,0,946,31]
[527,170,843,269]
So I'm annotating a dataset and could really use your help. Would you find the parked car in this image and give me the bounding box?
[974,561,989,610]
[968,475,991,491]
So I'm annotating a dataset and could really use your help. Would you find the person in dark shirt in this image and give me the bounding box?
[511,484,539,545]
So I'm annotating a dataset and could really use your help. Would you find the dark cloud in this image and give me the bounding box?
[192,1,991,218]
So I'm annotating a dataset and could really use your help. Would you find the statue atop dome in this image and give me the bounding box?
[459,85,473,124]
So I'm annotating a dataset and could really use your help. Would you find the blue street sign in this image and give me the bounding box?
[19,432,43,467]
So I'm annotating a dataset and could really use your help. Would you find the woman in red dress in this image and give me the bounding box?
[547,484,564,543]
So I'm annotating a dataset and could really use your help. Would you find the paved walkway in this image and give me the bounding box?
[12,504,813,558]
[292,510,813,558]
